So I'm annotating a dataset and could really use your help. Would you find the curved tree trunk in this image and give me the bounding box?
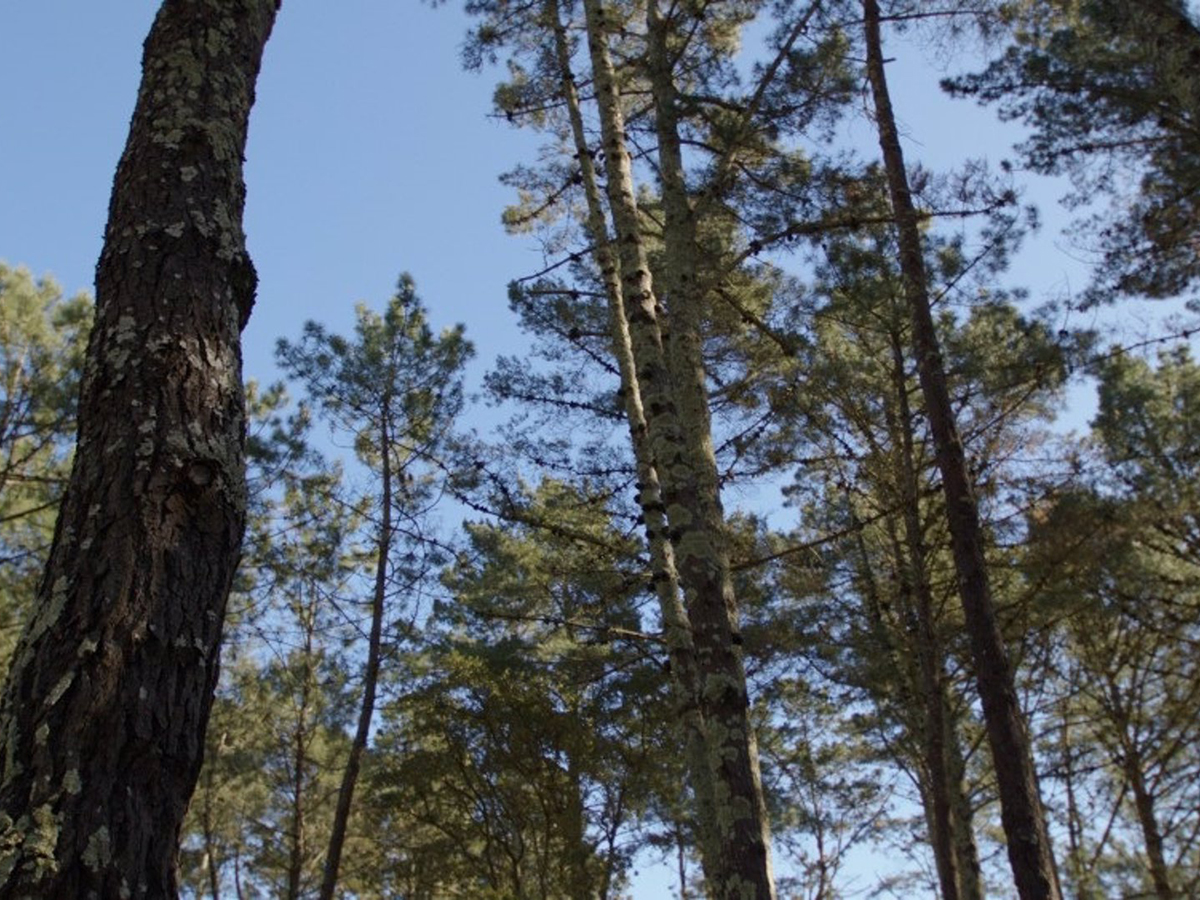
[0,2,277,896]
[861,2,1060,898]
[318,404,393,900]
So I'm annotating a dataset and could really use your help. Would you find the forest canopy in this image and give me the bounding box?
[0,1,1198,899]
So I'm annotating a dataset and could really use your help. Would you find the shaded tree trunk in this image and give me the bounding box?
[201,767,223,900]
[944,695,985,900]
[286,603,318,900]
[886,329,960,900]
[1106,678,1175,900]
[0,1,277,896]
[861,2,1060,897]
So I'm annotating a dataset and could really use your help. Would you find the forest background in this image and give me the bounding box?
[1,1,1198,898]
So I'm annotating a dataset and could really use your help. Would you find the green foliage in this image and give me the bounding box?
[0,263,91,675]
[948,0,1200,301]
[1022,346,1200,897]
[366,479,672,898]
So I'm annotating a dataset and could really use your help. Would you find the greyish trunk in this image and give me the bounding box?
[0,1,278,897]
[862,2,1061,897]
[644,3,776,897]
[582,0,776,895]
[545,0,721,884]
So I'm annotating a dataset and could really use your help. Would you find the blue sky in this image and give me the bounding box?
[2,1,545,392]
[0,3,1162,896]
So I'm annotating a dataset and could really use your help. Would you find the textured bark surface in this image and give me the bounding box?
[644,4,776,898]
[0,1,277,897]
[582,1,775,896]
[861,2,1061,898]
[546,0,720,883]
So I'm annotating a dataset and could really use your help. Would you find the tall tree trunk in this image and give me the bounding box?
[0,2,277,896]
[860,2,1060,898]
[1106,679,1175,900]
[644,4,776,896]
[201,767,223,900]
[318,406,393,900]
[582,1,775,895]
[544,0,720,885]
[887,330,960,900]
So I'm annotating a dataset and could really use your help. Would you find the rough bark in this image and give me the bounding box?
[318,404,393,900]
[544,0,721,885]
[580,2,776,896]
[643,5,776,897]
[861,2,1061,898]
[0,2,277,897]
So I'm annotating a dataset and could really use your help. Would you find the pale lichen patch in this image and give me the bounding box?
[24,804,59,880]
[81,825,111,872]
[34,723,49,746]
[63,769,82,796]
[44,671,74,708]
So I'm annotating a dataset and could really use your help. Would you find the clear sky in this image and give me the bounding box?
[2,1,546,393]
[0,2,1166,897]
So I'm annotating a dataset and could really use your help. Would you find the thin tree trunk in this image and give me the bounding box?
[318,406,393,900]
[861,2,1060,897]
[562,753,594,900]
[201,769,223,900]
[944,693,985,900]
[0,2,277,896]
[582,1,775,895]
[887,330,960,900]
[1128,757,1174,900]
[544,0,720,886]
[286,603,317,900]
[1107,679,1175,900]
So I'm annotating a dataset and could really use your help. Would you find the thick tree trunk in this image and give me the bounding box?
[0,2,277,897]
[583,1,775,896]
[318,407,393,900]
[545,0,720,885]
[861,2,1060,898]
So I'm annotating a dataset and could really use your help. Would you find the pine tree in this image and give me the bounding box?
[276,275,472,899]
[0,2,278,895]
[947,0,1200,301]
[0,266,91,676]
[861,3,1061,896]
